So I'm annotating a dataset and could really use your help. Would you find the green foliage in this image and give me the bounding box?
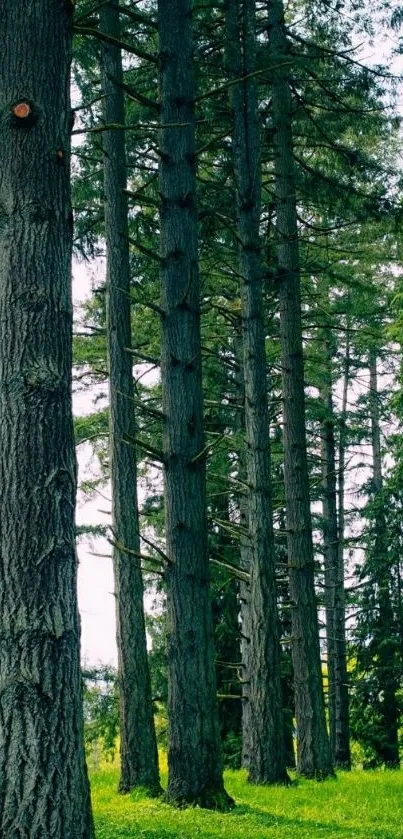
[74,409,109,445]
[349,482,403,765]
[83,665,119,763]
[221,732,242,770]
[145,610,168,711]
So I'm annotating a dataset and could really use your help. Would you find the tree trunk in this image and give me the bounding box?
[101,1,161,795]
[336,320,352,768]
[267,0,333,778]
[320,336,350,769]
[225,0,288,784]
[0,2,94,835]
[276,500,296,769]
[369,350,399,767]
[233,332,253,769]
[158,0,232,809]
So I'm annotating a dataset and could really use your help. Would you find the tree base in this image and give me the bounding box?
[297,767,336,781]
[334,761,351,771]
[118,781,164,798]
[248,771,292,787]
[165,786,235,811]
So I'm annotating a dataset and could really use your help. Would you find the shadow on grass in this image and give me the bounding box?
[94,801,398,839]
[230,803,397,839]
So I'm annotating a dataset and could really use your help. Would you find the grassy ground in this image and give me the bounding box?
[91,759,403,839]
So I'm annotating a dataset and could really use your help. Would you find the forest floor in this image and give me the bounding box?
[91,760,403,839]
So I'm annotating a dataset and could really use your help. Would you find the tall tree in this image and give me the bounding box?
[233,330,253,768]
[0,1,94,835]
[101,0,161,795]
[158,0,232,808]
[225,0,288,784]
[319,328,351,768]
[267,0,333,777]
[366,350,400,766]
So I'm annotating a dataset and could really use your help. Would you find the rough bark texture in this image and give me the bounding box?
[337,328,349,568]
[101,1,161,795]
[226,0,288,784]
[158,0,232,809]
[233,332,253,769]
[267,0,333,778]
[320,338,350,769]
[369,351,400,767]
[334,324,351,768]
[276,501,296,770]
[0,2,94,836]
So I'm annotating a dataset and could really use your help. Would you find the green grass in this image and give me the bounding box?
[91,761,403,839]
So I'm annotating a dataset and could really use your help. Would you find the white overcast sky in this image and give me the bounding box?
[72,263,117,665]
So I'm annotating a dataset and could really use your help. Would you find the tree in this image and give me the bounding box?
[368,350,399,767]
[318,324,351,768]
[157,0,232,809]
[337,315,351,765]
[267,0,334,778]
[225,0,288,785]
[101,0,161,794]
[0,1,94,835]
[233,330,254,768]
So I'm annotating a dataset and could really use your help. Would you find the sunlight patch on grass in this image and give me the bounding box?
[91,765,403,839]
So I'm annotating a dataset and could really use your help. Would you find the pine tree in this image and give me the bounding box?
[0,2,94,834]
[101,0,161,794]
[157,0,232,809]
[318,322,351,768]
[225,0,288,785]
[267,0,333,778]
[367,350,399,766]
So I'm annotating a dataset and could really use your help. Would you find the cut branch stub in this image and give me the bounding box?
[13,101,31,118]
[10,99,37,129]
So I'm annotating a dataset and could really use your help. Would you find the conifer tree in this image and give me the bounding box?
[101,0,161,794]
[267,0,333,778]
[157,0,232,808]
[367,351,399,766]
[318,323,351,768]
[0,2,94,834]
[225,0,288,784]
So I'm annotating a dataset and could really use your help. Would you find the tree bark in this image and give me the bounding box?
[158,0,232,808]
[101,0,161,795]
[276,500,296,770]
[0,2,94,835]
[368,350,399,767]
[233,332,253,769]
[225,0,288,784]
[336,320,352,768]
[320,335,350,769]
[267,0,333,778]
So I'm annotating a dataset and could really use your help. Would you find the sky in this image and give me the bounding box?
[73,262,159,666]
[73,262,118,665]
